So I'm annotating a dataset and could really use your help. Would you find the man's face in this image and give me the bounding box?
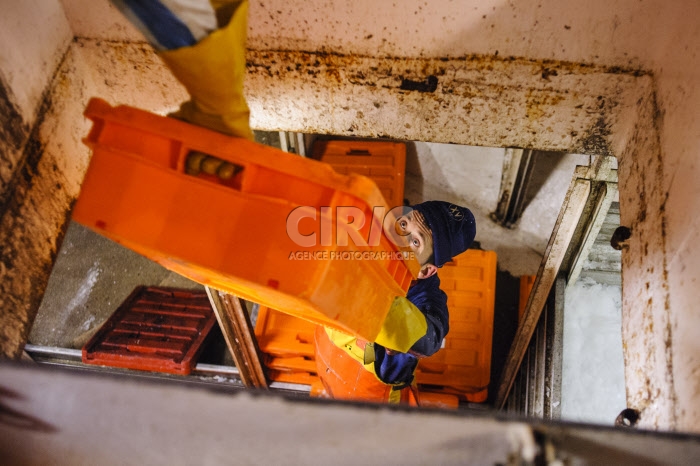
[395,209,434,266]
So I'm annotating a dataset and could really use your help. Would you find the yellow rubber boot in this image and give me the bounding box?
[158,0,253,140]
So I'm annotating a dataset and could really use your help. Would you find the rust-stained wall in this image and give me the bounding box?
[1,0,698,434]
[0,0,187,359]
[244,50,643,151]
[0,0,73,358]
[615,82,675,428]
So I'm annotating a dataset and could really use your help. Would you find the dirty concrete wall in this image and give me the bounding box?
[3,0,697,433]
[5,362,700,465]
[0,1,187,358]
[613,83,673,429]
[0,1,72,203]
[0,0,74,358]
[650,8,700,435]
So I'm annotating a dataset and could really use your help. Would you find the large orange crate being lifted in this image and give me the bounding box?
[72,99,420,342]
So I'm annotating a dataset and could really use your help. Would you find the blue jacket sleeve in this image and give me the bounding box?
[373,349,419,385]
[406,274,449,357]
[373,274,449,385]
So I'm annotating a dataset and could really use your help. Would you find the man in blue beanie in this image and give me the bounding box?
[314,200,476,404]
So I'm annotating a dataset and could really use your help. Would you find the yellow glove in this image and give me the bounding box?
[373,296,427,353]
[158,0,253,140]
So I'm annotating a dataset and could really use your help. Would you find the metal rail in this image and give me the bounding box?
[205,288,269,388]
[23,344,309,393]
[496,157,617,409]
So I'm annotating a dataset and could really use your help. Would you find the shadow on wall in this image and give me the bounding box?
[404,140,503,212]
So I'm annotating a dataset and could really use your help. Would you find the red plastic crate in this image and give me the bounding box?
[313,140,406,208]
[82,286,217,375]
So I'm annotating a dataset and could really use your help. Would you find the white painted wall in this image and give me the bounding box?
[653,12,700,436]
[246,0,669,68]
[60,0,142,42]
[562,278,626,425]
[0,0,73,194]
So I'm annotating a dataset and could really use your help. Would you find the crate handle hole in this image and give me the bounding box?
[184,151,245,183]
[346,149,371,156]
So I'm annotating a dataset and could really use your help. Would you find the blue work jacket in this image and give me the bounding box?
[373,273,449,385]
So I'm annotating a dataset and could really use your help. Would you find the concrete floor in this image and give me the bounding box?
[28,221,204,350]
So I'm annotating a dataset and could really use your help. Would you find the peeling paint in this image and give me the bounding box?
[577,116,613,157]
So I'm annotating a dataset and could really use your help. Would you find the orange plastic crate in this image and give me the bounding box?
[72,99,420,343]
[419,392,460,410]
[267,369,319,386]
[313,140,406,209]
[415,250,497,402]
[519,275,536,323]
[254,305,316,358]
[254,305,319,385]
[82,286,216,375]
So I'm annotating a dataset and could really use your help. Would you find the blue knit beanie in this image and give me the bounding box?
[411,201,476,267]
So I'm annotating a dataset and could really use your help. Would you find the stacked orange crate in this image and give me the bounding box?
[254,250,497,405]
[253,305,318,386]
[415,250,497,403]
[312,140,406,208]
[253,139,494,402]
